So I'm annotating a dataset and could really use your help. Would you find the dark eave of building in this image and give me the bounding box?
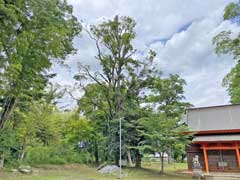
[186,129,240,135]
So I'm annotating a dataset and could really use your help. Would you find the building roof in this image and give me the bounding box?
[185,104,240,132]
[193,134,240,142]
[187,103,240,111]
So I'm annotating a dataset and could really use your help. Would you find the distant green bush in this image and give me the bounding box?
[25,145,91,165]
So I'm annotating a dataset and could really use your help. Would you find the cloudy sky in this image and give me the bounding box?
[52,0,240,109]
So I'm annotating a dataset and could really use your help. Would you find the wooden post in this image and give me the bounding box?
[235,143,240,169]
[203,144,209,173]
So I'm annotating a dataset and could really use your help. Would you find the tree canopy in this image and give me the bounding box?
[213,1,240,104]
[74,16,190,171]
[0,0,81,128]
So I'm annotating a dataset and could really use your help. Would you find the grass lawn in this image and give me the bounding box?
[0,163,191,180]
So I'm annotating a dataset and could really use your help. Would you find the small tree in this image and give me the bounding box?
[139,113,189,175]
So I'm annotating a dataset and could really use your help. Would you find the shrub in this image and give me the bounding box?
[25,145,91,165]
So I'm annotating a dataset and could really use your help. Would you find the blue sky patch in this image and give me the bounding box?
[148,20,194,46]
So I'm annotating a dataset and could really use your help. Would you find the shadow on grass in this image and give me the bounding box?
[125,165,191,179]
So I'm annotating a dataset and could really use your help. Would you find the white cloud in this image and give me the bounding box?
[150,6,240,107]
[52,0,240,109]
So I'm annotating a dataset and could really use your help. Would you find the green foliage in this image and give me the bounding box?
[65,113,93,144]
[222,63,240,104]
[173,143,186,163]
[146,74,190,117]
[213,2,240,104]
[139,113,189,174]
[0,0,81,128]
[213,31,240,61]
[76,15,146,166]
[0,97,94,166]
[0,124,17,163]
[75,16,189,169]
[139,113,189,153]
[0,11,190,171]
[223,2,240,20]
[25,145,91,165]
[26,146,66,165]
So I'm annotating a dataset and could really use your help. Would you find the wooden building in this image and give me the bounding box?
[184,104,240,173]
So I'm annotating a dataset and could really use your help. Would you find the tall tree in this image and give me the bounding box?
[213,2,240,104]
[75,16,139,165]
[0,0,81,128]
[76,16,189,169]
[75,16,161,167]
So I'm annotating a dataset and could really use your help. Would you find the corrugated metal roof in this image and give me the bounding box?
[187,104,240,111]
[193,134,240,142]
[186,104,240,131]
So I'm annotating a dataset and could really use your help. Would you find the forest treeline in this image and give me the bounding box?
[0,0,239,175]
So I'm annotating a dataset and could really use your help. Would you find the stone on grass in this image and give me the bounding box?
[192,170,204,179]
[98,165,119,174]
[18,165,32,174]
[11,169,19,173]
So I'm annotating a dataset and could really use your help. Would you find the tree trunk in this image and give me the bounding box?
[115,151,119,166]
[0,97,16,129]
[0,155,4,168]
[18,151,25,162]
[160,152,164,175]
[135,149,141,168]
[127,149,133,167]
[181,154,185,163]
[94,141,99,165]
[167,148,173,164]
[104,150,109,162]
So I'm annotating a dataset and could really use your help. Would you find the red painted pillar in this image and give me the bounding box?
[203,144,209,173]
[235,143,240,169]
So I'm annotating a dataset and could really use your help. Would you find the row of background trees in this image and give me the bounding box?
[0,0,239,175]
